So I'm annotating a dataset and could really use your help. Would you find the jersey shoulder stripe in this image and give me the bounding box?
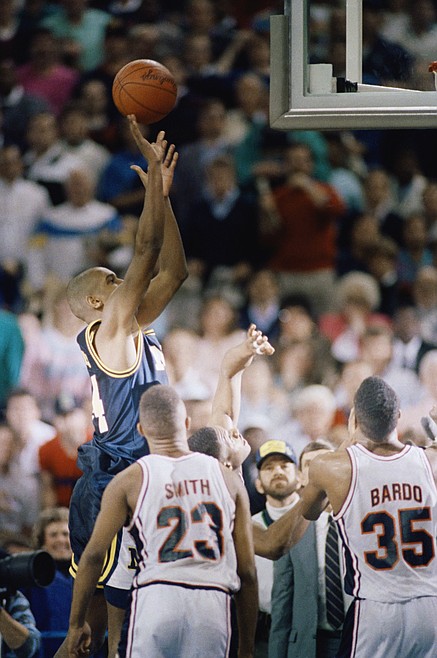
[82,320,144,377]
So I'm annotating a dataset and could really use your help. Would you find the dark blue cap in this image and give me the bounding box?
[255,440,297,469]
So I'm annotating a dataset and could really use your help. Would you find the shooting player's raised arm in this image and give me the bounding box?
[99,116,166,335]
[136,143,188,328]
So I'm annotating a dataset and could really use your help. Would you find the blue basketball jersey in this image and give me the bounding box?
[76,319,168,485]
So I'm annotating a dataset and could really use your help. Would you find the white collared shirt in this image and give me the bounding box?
[252,496,300,613]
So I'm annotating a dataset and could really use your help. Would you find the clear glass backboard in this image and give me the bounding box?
[270,0,437,130]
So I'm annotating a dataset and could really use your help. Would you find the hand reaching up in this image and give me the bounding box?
[247,323,275,356]
[220,324,275,379]
[128,114,166,164]
[128,115,178,196]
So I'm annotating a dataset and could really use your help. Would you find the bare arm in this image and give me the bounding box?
[300,477,329,521]
[98,116,166,338]
[252,498,310,560]
[222,468,258,658]
[0,608,31,651]
[210,324,275,430]
[300,452,350,520]
[137,197,188,327]
[129,143,187,327]
[66,468,138,656]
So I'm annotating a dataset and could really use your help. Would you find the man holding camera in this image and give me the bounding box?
[0,546,55,657]
[0,587,41,658]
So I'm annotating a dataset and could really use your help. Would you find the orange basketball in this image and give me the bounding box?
[112,59,177,125]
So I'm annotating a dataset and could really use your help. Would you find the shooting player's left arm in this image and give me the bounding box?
[136,178,188,329]
[136,212,188,326]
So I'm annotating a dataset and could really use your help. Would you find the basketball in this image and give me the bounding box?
[112,59,177,125]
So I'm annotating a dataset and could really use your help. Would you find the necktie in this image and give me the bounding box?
[325,516,344,630]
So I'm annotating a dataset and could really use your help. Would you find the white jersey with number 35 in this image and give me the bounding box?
[128,452,240,593]
[335,444,437,602]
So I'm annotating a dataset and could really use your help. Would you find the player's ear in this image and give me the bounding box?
[137,421,145,437]
[348,407,357,433]
[255,477,265,495]
[185,416,191,431]
[86,294,103,309]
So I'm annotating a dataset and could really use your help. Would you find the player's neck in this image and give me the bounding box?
[149,435,190,457]
[358,431,405,454]
[153,447,191,458]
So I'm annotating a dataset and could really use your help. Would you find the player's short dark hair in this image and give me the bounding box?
[139,385,185,437]
[66,268,95,321]
[353,376,399,442]
[188,427,222,460]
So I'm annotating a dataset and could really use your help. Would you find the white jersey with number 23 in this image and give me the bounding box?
[127,452,240,594]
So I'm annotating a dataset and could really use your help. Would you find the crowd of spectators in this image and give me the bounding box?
[1,0,437,655]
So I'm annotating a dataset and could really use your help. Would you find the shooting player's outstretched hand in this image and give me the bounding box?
[128,114,165,163]
[128,115,177,197]
[128,115,166,186]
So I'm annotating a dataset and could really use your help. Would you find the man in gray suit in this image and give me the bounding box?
[269,441,351,658]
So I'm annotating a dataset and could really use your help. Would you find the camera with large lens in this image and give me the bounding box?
[0,550,55,603]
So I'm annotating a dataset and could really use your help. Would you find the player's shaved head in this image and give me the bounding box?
[67,266,115,322]
[139,385,187,439]
[353,376,399,442]
[67,267,101,321]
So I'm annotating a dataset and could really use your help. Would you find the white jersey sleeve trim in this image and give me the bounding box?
[355,443,411,461]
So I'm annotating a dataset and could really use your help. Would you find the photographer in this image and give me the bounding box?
[0,546,55,658]
[0,586,41,658]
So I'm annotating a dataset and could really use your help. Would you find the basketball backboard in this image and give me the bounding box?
[270,0,437,130]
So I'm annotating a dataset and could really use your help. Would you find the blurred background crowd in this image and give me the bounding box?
[1,0,437,654]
